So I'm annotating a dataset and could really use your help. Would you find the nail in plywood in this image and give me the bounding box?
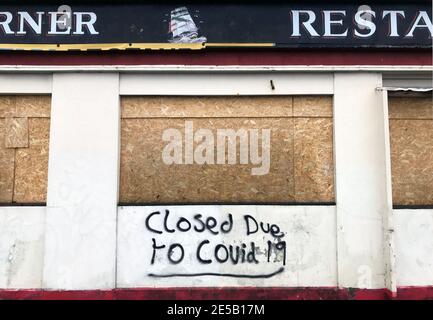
[5,117,29,148]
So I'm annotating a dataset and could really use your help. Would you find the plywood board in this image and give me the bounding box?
[0,96,16,118]
[294,118,334,202]
[120,96,335,204]
[0,96,51,118]
[120,118,295,203]
[388,96,433,120]
[0,119,14,203]
[122,96,293,118]
[14,118,50,203]
[15,96,51,118]
[293,96,333,118]
[390,119,433,205]
[0,95,51,204]
[4,118,28,148]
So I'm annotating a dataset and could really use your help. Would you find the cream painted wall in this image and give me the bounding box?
[43,73,120,290]
[333,73,394,290]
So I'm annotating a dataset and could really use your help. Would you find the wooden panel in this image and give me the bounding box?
[390,119,433,205]
[294,118,334,202]
[15,96,51,118]
[0,96,16,118]
[4,117,29,148]
[120,96,335,204]
[0,96,51,118]
[120,118,294,203]
[388,96,433,120]
[122,96,293,118]
[0,95,51,204]
[389,96,433,205]
[14,118,50,203]
[0,119,14,202]
[293,96,333,118]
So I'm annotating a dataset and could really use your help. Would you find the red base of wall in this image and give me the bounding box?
[0,287,432,300]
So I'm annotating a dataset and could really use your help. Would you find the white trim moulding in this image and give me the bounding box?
[0,65,431,73]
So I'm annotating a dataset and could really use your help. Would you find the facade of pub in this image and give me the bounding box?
[0,0,432,300]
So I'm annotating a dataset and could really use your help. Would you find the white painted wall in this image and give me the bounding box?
[117,205,337,288]
[0,71,432,291]
[0,74,52,94]
[395,210,433,287]
[0,207,45,289]
[120,73,333,95]
[333,73,394,289]
[42,73,120,290]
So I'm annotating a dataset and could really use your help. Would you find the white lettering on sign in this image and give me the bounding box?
[382,11,405,37]
[406,11,433,38]
[323,10,348,37]
[73,12,99,35]
[291,10,319,37]
[0,10,99,35]
[17,11,44,35]
[0,7,431,43]
[355,10,376,38]
[49,12,72,35]
[0,12,13,34]
[290,9,433,38]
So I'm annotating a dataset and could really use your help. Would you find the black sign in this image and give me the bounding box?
[0,3,431,50]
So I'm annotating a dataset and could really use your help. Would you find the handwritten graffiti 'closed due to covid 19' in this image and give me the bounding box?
[145,210,287,278]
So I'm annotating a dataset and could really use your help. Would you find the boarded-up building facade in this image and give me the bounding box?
[0,0,432,300]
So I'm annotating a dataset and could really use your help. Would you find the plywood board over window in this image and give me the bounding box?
[120,96,335,204]
[389,95,433,206]
[0,96,51,204]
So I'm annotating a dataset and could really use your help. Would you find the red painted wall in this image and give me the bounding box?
[0,49,430,66]
[1,287,433,300]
